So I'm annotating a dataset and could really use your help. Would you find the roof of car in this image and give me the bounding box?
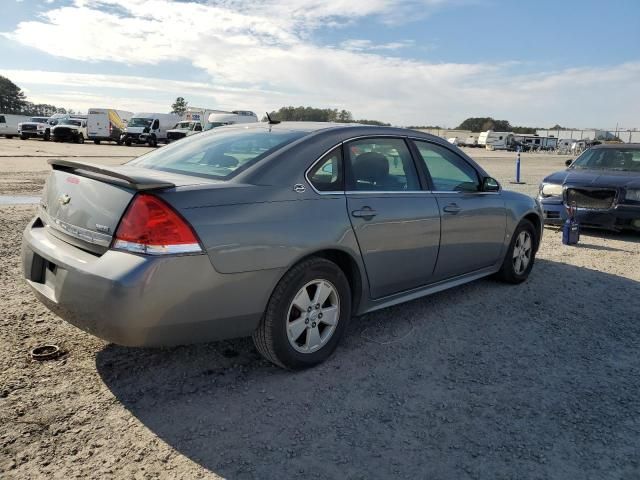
[221,121,435,137]
[591,143,640,149]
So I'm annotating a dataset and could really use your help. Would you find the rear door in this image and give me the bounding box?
[411,140,506,281]
[345,137,441,299]
[87,110,108,138]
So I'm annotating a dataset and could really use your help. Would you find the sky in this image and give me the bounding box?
[1,0,639,128]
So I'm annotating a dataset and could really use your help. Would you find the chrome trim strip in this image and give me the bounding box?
[41,209,112,247]
[345,190,431,195]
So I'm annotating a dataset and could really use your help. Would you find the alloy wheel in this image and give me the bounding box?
[512,230,532,275]
[286,280,340,354]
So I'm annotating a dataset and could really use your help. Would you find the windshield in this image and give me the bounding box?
[31,117,49,123]
[128,128,306,179]
[174,122,194,129]
[128,117,153,128]
[204,122,228,131]
[60,119,82,126]
[570,147,640,172]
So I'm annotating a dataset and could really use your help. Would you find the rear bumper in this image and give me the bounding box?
[539,196,640,231]
[22,218,281,346]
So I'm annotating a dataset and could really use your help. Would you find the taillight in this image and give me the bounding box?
[112,193,202,255]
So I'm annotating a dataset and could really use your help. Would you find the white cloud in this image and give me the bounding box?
[3,0,640,127]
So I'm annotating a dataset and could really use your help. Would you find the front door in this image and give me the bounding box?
[412,140,507,281]
[345,137,441,299]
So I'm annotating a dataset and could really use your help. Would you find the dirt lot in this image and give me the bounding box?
[1,138,639,479]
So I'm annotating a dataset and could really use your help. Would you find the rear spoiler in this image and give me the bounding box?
[49,159,175,191]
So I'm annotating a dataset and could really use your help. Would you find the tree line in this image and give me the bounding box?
[0,76,74,116]
[265,106,390,126]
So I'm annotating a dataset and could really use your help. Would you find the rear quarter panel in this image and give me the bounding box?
[167,188,361,275]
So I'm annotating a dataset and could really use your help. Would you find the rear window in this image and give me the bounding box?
[128,128,306,179]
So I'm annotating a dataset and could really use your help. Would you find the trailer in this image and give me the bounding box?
[87,108,133,144]
[478,130,514,150]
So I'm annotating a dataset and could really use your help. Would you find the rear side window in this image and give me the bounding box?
[413,141,480,192]
[308,147,343,192]
[129,128,306,180]
[346,138,420,191]
[0,116,5,123]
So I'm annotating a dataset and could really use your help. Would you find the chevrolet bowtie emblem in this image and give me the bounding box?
[59,194,71,205]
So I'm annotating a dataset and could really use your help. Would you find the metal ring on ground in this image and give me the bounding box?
[30,344,63,361]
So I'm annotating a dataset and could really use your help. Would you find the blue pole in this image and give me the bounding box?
[515,147,521,183]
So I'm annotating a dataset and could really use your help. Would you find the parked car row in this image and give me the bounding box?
[0,108,259,147]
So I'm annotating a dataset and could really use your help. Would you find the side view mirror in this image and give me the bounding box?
[565,159,573,167]
[482,176,500,192]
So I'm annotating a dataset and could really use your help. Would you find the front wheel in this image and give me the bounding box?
[77,133,85,144]
[124,138,132,146]
[94,139,100,145]
[253,257,352,370]
[496,219,537,284]
[43,131,50,141]
[20,135,27,140]
[147,135,157,148]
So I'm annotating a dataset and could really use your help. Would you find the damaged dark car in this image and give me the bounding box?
[539,144,640,231]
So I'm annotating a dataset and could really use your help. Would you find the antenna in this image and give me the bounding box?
[265,112,280,125]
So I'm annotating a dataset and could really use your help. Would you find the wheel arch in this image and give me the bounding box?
[283,248,364,315]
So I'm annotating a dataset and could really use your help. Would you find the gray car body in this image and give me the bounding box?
[22,123,543,347]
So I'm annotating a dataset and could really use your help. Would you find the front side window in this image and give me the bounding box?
[0,116,5,123]
[346,138,420,191]
[129,128,306,180]
[414,141,480,192]
[308,147,343,192]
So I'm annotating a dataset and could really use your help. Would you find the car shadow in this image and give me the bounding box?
[96,259,640,479]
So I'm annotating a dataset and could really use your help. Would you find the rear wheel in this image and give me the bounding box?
[20,135,27,140]
[496,219,537,284]
[94,139,100,145]
[253,257,351,369]
[6,135,13,139]
[125,138,132,146]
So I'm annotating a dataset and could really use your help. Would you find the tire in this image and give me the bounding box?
[20,135,27,140]
[147,135,157,148]
[6,135,13,139]
[253,257,352,370]
[495,219,537,284]
[43,131,50,141]
[125,139,132,147]
[94,140,100,145]
[77,133,84,144]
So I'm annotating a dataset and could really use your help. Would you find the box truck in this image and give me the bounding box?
[121,113,180,147]
[205,110,258,130]
[0,114,31,138]
[87,108,133,144]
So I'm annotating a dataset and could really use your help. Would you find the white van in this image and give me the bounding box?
[0,114,31,138]
[87,108,133,144]
[122,113,180,147]
[478,130,514,150]
[205,110,258,130]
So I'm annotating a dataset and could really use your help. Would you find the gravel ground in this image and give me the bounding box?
[1,138,639,479]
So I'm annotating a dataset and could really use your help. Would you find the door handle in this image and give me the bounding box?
[443,203,462,214]
[351,207,377,219]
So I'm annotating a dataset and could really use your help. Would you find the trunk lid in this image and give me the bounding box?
[40,160,217,254]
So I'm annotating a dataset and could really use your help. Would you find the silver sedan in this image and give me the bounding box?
[22,122,543,369]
